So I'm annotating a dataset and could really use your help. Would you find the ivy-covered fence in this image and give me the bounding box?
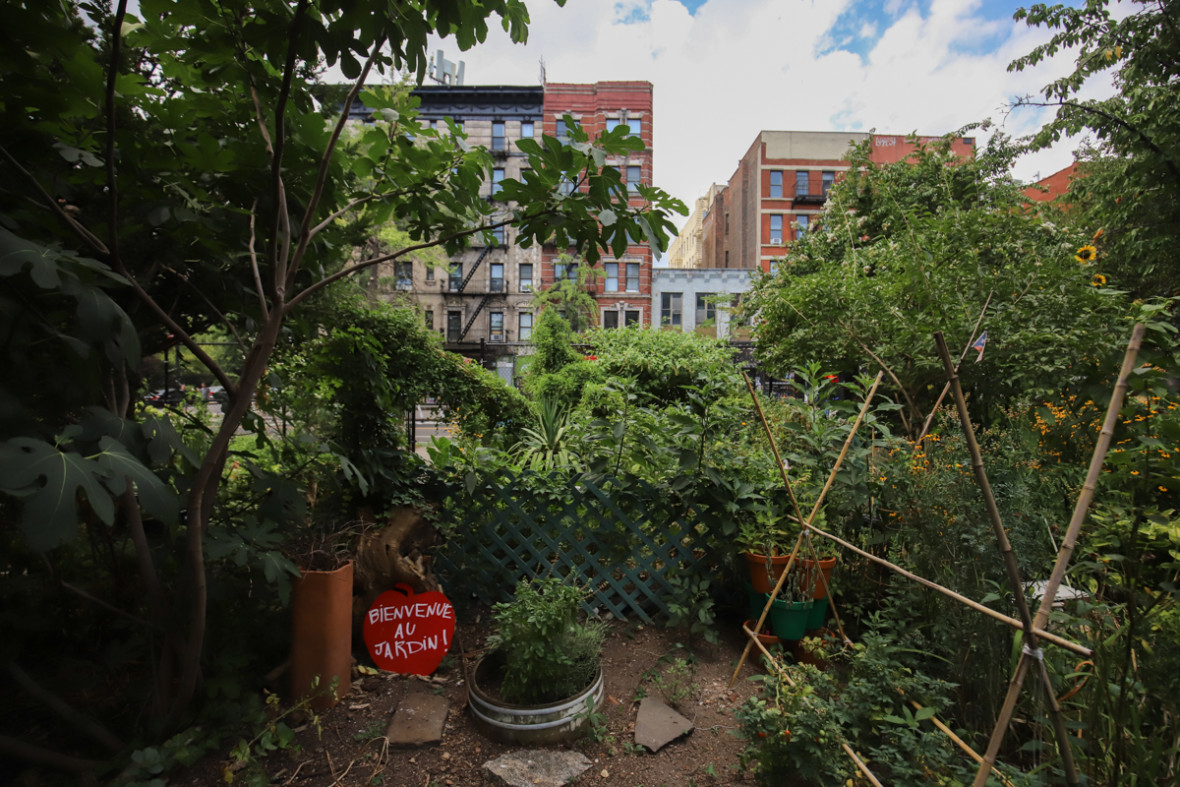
[433,471,709,622]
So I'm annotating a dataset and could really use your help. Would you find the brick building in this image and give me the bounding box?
[685,130,976,272]
[541,81,655,329]
[387,81,656,380]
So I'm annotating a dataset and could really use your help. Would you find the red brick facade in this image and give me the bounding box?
[701,131,976,272]
[542,81,656,327]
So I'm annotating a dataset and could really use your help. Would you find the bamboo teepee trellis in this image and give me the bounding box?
[731,323,1145,784]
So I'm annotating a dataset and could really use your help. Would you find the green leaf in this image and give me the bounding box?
[0,437,114,551]
[93,437,179,526]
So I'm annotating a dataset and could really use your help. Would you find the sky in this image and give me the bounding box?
[420,0,1112,232]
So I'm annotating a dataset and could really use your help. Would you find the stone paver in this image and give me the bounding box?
[634,696,693,752]
[386,683,449,747]
[481,749,591,787]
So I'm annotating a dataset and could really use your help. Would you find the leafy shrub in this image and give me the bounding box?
[488,577,606,704]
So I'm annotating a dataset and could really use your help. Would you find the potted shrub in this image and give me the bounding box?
[468,577,607,744]
[738,510,795,594]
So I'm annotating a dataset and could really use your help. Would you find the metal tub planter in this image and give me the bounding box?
[468,650,604,745]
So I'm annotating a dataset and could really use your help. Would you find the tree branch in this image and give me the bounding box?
[1022,98,1180,187]
[286,38,387,294]
[286,213,524,311]
[248,201,270,320]
[0,146,110,256]
[6,662,124,753]
[104,0,130,272]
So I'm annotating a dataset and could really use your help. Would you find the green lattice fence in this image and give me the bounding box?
[433,472,703,622]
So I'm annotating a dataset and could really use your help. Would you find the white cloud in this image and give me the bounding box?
[426,0,1112,229]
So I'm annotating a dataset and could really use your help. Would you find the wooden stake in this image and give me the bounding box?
[971,324,1144,786]
[933,332,1079,787]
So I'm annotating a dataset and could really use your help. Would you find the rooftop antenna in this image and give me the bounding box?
[428,49,465,86]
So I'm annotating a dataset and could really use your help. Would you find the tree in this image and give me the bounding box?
[1010,0,1180,301]
[0,0,683,741]
[744,135,1128,436]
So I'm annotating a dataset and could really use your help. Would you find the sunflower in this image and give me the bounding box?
[1091,273,1107,287]
[1076,244,1097,263]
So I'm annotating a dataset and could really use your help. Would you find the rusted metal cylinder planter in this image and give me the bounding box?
[291,561,354,711]
[468,651,604,745]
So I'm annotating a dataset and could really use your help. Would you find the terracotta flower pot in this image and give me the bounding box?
[798,556,837,600]
[291,561,354,710]
[743,551,792,594]
[743,620,780,647]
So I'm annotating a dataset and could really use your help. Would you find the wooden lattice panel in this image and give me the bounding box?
[433,472,700,621]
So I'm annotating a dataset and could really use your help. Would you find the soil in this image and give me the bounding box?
[182,617,775,787]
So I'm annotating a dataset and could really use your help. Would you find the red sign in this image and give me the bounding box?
[363,583,455,675]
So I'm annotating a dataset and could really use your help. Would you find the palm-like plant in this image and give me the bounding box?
[516,398,581,472]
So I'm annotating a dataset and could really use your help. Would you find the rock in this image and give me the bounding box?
[386,684,449,747]
[481,749,592,787]
[634,697,693,752]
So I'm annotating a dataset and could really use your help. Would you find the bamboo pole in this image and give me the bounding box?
[731,371,884,686]
[739,624,885,787]
[730,531,805,685]
[743,371,808,529]
[804,521,1090,657]
[915,291,994,444]
[906,698,1018,787]
[932,332,1079,787]
[971,324,1144,786]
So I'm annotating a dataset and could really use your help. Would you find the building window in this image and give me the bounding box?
[660,292,682,327]
[624,309,640,326]
[555,118,568,140]
[625,262,639,292]
[606,117,641,136]
[795,214,810,237]
[795,170,810,196]
[696,293,715,324]
[558,176,574,196]
[627,165,641,193]
[769,214,783,244]
[491,167,505,197]
[490,262,504,293]
[491,225,505,245]
[424,309,433,330]
[395,261,412,290]
[822,171,835,197]
[446,310,461,341]
[769,170,783,198]
[519,263,533,291]
[521,120,534,139]
[492,121,506,151]
[518,312,533,341]
[426,265,435,283]
[489,311,504,341]
[605,262,619,292]
[602,310,619,329]
[448,263,462,291]
[554,261,578,281]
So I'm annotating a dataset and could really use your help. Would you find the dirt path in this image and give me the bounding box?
[186,619,769,786]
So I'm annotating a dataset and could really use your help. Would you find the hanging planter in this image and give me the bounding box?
[468,650,604,745]
[291,560,354,711]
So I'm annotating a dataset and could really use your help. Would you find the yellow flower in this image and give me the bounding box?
[1091,274,1107,287]
[1076,245,1097,263]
